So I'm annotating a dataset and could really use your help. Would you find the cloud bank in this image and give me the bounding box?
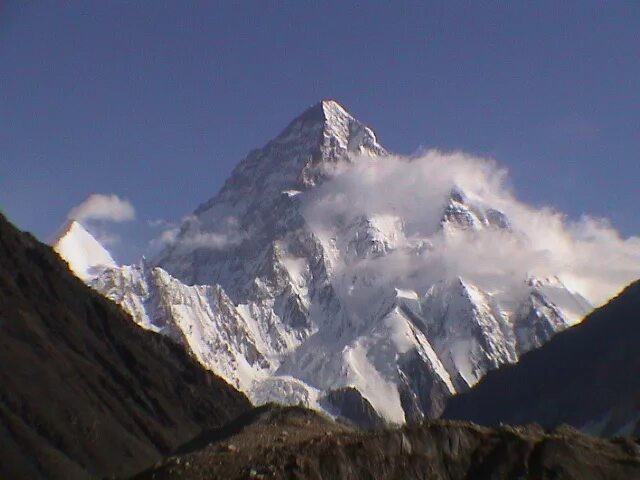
[68,194,136,223]
[302,151,640,307]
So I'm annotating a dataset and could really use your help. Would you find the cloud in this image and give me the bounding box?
[179,215,247,249]
[68,193,135,223]
[181,231,244,249]
[150,215,246,253]
[93,230,120,247]
[302,151,640,308]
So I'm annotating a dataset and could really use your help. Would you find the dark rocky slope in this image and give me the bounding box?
[445,280,640,436]
[0,213,251,479]
[133,404,640,480]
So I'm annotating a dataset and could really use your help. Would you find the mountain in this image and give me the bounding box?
[0,213,251,479]
[53,219,116,280]
[133,404,640,480]
[444,280,640,437]
[82,100,592,424]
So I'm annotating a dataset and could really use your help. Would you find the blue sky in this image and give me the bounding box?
[1,1,638,262]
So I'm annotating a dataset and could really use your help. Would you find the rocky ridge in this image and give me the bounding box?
[132,404,640,480]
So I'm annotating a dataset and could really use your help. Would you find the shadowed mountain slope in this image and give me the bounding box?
[0,213,251,479]
[444,280,640,436]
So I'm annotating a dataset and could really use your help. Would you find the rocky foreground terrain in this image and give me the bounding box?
[133,404,640,480]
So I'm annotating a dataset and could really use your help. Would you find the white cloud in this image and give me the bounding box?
[302,151,640,307]
[68,193,135,223]
[159,227,179,244]
[179,216,246,249]
[149,215,246,255]
[94,230,120,247]
[181,231,244,249]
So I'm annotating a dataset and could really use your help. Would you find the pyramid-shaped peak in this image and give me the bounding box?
[190,99,387,218]
[290,99,356,128]
[320,98,351,116]
[279,99,386,158]
[52,219,87,244]
[53,220,116,280]
[320,98,347,108]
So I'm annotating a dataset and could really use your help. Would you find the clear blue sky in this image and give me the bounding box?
[1,1,638,262]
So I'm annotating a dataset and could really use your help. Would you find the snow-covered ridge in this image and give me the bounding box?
[53,220,116,281]
[57,100,594,424]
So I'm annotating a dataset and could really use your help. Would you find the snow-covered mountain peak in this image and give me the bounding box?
[87,101,597,425]
[211,100,385,200]
[53,220,116,280]
[156,101,387,286]
[320,98,349,115]
[289,99,382,154]
[292,99,350,125]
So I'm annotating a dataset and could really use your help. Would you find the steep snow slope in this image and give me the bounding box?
[53,220,116,280]
[93,263,271,393]
[89,100,592,424]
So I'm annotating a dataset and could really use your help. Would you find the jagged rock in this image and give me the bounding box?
[320,387,385,429]
[132,405,640,480]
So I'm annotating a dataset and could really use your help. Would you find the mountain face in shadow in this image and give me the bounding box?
[0,213,251,479]
[444,280,640,437]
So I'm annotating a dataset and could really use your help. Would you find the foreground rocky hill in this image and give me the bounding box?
[0,213,251,479]
[133,404,640,480]
[444,280,640,437]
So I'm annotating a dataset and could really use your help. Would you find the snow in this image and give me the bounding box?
[449,339,477,386]
[342,340,406,424]
[278,252,309,297]
[384,307,418,354]
[53,221,116,281]
[249,375,323,411]
[81,100,595,424]
[396,288,419,300]
[533,276,592,325]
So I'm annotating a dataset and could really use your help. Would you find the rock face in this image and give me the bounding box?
[78,100,592,424]
[132,404,640,480]
[0,213,251,480]
[444,280,640,437]
[320,387,385,429]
